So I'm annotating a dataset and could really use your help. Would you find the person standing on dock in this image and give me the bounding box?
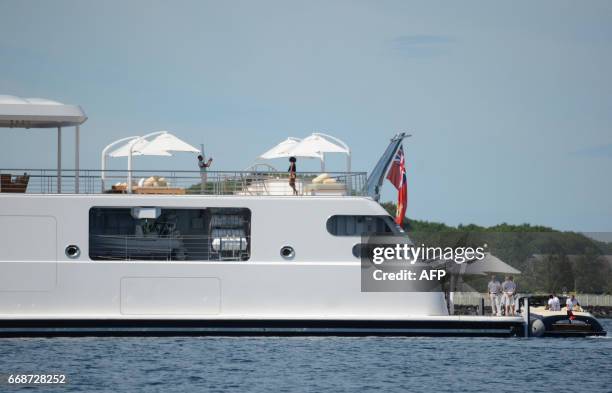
[502,276,517,316]
[487,275,502,316]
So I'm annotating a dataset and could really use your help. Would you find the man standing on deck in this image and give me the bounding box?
[502,276,517,316]
[198,154,213,194]
[487,275,502,316]
[550,293,561,311]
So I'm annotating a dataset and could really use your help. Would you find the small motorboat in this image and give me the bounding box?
[521,296,607,337]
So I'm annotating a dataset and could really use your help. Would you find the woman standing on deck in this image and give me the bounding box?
[288,156,298,195]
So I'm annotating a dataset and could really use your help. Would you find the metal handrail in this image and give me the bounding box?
[0,168,366,175]
[0,168,368,196]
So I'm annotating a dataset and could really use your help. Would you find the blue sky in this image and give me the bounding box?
[1,0,611,231]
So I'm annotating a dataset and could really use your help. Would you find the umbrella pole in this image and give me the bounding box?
[125,131,169,194]
[101,136,140,192]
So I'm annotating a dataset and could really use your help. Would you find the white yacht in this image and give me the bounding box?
[0,96,531,336]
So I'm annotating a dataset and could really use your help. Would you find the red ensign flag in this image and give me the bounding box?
[386,145,408,226]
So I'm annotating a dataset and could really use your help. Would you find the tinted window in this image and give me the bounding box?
[89,207,250,261]
[326,215,399,236]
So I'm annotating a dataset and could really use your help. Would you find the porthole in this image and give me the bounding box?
[280,246,295,259]
[65,245,81,259]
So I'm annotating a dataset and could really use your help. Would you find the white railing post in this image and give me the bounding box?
[57,126,62,193]
[127,148,133,193]
[75,125,80,193]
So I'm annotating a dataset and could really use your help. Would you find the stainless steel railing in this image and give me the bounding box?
[0,169,367,196]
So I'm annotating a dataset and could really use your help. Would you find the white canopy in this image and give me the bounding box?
[139,132,200,155]
[107,131,200,158]
[108,137,171,157]
[0,94,88,193]
[259,137,320,160]
[0,94,87,128]
[289,133,349,156]
[101,131,200,192]
[258,133,351,172]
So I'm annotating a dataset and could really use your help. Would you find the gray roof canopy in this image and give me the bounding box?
[0,95,87,128]
[0,95,87,193]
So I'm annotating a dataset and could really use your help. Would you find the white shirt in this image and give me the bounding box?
[548,297,561,311]
[488,281,501,295]
[502,280,516,294]
[566,297,579,310]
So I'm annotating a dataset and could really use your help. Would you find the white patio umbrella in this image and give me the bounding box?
[288,133,351,172]
[107,137,171,158]
[101,133,172,192]
[139,132,200,156]
[103,131,199,193]
[259,137,319,160]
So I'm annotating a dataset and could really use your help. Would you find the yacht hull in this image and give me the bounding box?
[0,195,524,338]
[0,317,525,337]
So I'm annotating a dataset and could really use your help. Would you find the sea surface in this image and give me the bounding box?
[1,319,611,393]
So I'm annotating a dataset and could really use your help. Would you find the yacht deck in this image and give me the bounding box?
[0,169,367,196]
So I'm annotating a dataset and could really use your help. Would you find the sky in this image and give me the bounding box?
[1,0,611,231]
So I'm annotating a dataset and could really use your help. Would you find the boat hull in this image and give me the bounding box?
[0,317,526,337]
[530,313,607,337]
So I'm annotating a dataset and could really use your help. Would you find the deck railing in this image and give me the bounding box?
[0,169,368,196]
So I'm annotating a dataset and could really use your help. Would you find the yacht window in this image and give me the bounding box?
[89,207,251,261]
[326,215,400,236]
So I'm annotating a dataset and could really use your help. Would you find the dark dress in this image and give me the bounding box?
[288,163,296,186]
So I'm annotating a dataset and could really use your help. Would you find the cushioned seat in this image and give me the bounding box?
[304,182,347,196]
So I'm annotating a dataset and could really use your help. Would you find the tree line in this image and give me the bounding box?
[381,202,612,294]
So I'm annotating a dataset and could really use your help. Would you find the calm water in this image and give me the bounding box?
[1,320,611,393]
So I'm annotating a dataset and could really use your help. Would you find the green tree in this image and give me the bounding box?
[381,201,612,294]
